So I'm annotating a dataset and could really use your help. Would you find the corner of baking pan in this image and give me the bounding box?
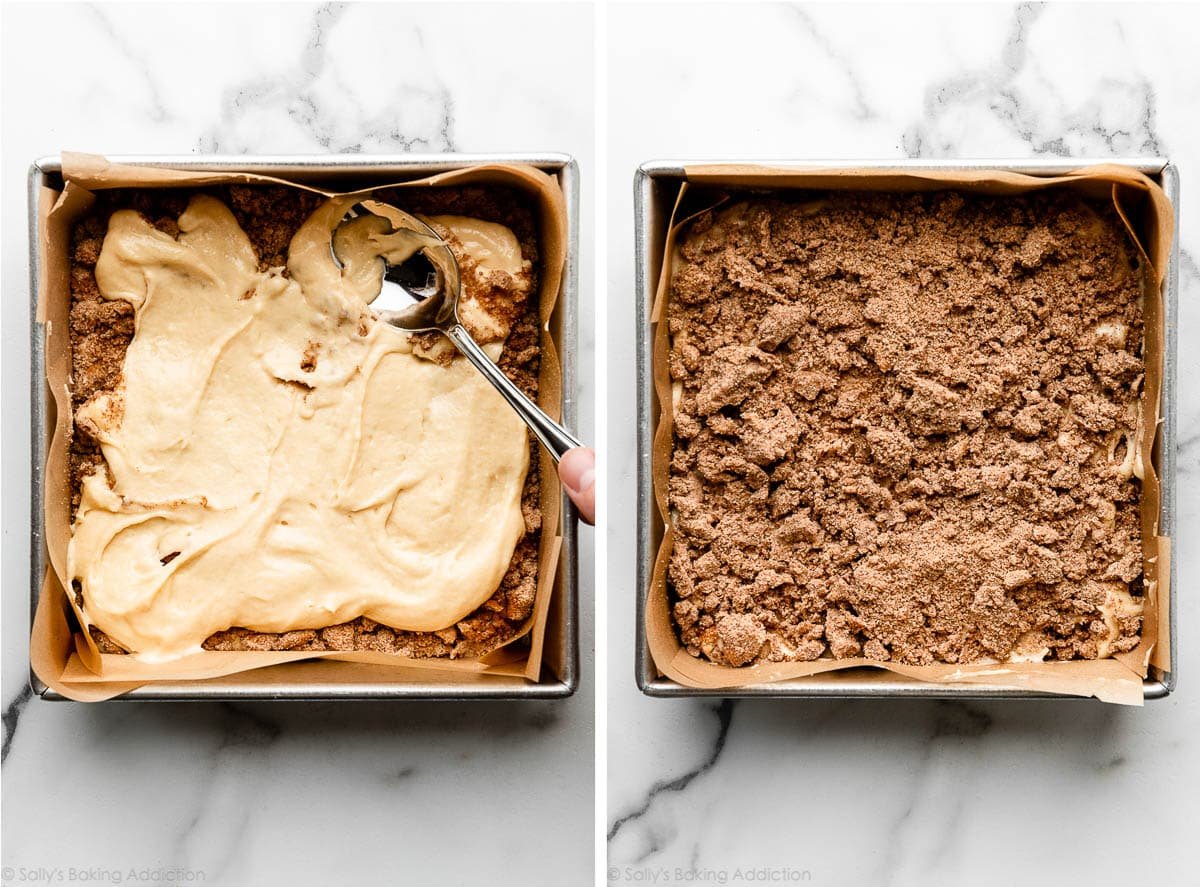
[30,154,61,179]
[637,160,686,179]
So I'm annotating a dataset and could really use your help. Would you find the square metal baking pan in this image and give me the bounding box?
[635,158,1178,700]
[29,153,580,700]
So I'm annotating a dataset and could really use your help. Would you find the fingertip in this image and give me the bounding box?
[557,448,596,525]
[559,446,596,494]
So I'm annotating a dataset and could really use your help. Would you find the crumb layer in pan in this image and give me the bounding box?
[667,190,1145,668]
[68,184,545,659]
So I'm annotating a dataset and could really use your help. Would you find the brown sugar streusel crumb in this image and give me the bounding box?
[667,190,1146,668]
[71,184,544,658]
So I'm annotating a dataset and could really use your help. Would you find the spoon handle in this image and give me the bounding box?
[445,324,582,463]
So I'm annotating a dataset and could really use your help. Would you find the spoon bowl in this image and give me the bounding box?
[333,200,581,462]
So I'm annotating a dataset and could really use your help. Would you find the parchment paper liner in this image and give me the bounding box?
[646,164,1173,706]
[33,152,569,701]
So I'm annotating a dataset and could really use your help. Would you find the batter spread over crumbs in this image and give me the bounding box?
[667,191,1145,668]
[69,185,544,659]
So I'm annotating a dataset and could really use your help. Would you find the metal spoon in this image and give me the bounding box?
[333,200,581,462]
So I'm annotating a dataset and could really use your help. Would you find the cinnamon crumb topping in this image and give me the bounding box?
[668,190,1145,667]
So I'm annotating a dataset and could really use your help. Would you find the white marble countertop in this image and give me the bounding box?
[606,4,1199,885]
[1,4,594,886]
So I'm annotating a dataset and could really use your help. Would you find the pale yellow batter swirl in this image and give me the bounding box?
[68,194,534,660]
